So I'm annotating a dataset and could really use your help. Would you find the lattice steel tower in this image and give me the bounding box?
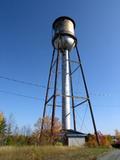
[40,16,99,145]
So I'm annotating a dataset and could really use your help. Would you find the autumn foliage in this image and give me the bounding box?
[86,132,112,147]
[0,112,62,146]
[34,116,62,145]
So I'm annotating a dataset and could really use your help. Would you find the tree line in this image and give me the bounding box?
[0,112,120,146]
[0,112,61,146]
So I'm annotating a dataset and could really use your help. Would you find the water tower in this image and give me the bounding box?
[40,16,99,145]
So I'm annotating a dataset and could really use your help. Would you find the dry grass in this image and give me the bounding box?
[0,146,110,160]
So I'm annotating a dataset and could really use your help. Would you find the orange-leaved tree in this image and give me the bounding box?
[34,116,61,145]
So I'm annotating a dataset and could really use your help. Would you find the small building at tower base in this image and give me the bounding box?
[61,129,87,147]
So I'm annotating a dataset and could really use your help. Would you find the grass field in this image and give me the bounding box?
[0,146,111,160]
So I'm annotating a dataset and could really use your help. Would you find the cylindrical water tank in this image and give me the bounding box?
[52,16,77,52]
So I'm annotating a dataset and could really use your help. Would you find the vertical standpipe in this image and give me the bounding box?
[62,50,71,130]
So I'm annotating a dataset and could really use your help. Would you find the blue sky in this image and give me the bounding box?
[0,0,120,134]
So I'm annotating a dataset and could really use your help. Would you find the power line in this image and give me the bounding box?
[0,75,46,88]
[0,75,117,98]
[0,89,44,101]
[94,105,120,108]
[0,89,119,108]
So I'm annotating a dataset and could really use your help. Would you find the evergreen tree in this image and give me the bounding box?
[0,112,7,145]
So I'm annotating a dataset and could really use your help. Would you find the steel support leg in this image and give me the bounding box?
[39,48,55,143]
[76,46,100,145]
[51,48,60,140]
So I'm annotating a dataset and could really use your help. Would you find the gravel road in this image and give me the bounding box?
[98,150,120,160]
